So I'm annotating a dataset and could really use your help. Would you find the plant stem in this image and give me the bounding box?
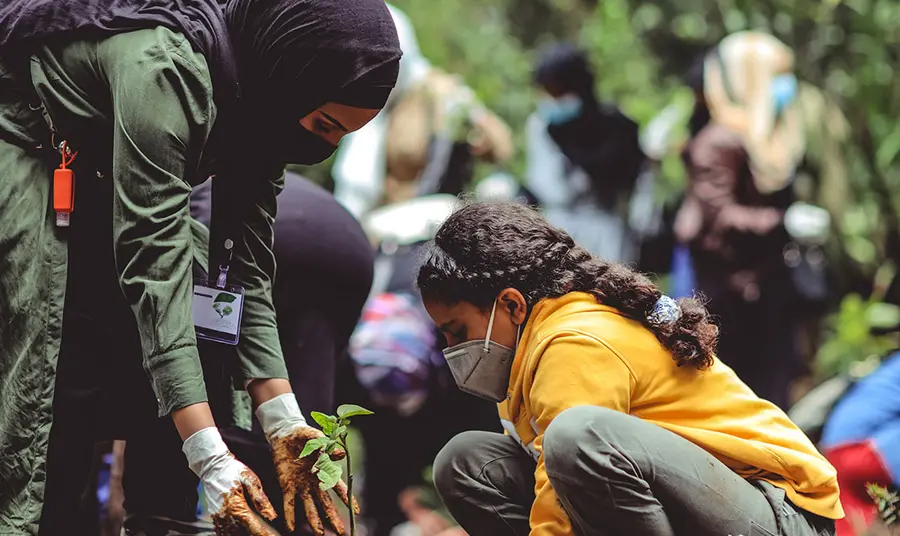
[342,434,356,536]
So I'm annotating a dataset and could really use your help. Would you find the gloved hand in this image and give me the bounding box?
[183,427,279,536]
[256,394,356,535]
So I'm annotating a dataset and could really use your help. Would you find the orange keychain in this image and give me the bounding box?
[53,141,77,227]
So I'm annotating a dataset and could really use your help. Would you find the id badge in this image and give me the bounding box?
[192,279,245,345]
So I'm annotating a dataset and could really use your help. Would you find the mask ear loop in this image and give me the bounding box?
[484,300,498,353]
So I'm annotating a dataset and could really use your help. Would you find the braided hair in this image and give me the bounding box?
[416,202,718,369]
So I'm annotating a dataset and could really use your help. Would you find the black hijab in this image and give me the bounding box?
[533,42,645,208]
[225,0,401,163]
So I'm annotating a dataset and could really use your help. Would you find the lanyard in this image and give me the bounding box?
[216,238,234,289]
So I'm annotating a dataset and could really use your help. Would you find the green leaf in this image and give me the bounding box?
[337,404,375,419]
[867,302,900,329]
[332,425,347,440]
[314,452,343,491]
[298,436,331,459]
[310,411,338,435]
[213,292,237,304]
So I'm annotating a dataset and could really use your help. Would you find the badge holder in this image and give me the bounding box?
[193,239,245,345]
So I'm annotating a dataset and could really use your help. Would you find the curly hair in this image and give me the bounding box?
[416,202,718,369]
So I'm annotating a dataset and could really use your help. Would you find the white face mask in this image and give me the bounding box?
[441,300,520,402]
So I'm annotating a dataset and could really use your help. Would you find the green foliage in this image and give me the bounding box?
[299,436,333,459]
[817,263,900,376]
[867,483,900,526]
[310,411,339,436]
[300,405,374,536]
[337,404,375,419]
[314,452,344,490]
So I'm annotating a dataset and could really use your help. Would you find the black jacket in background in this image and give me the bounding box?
[547,102,646,210]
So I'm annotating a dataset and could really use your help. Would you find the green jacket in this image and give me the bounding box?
[0,28,287,534]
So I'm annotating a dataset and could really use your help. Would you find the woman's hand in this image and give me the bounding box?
[256,394,356,535]
[182,428,279,536]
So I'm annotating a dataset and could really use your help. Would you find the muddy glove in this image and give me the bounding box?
[256,394,356,535]
[183,427,279,536]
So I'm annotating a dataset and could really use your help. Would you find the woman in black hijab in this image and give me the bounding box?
[0,0,400,535]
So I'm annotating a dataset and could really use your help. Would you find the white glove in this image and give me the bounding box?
[182,427,278,535]
[255,393,308,441]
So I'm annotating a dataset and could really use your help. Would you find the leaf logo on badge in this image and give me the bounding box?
[212,292,237,319]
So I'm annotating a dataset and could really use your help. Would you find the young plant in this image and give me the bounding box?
[867,483,900,527]
[300,404,374,536]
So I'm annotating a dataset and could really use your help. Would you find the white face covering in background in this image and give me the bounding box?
[441,300,520,402]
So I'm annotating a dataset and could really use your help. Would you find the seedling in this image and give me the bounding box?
[300,404,374,536]
[867,483,900,527]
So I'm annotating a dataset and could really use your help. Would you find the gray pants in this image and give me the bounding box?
[434,406,835,536]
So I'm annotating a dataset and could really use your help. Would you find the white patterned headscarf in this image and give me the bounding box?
[704,31,806,194]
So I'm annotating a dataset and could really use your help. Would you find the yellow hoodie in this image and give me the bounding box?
[497,292,842,536]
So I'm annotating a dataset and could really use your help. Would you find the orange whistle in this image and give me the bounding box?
[53,167,74,227]
[54,141,77,227]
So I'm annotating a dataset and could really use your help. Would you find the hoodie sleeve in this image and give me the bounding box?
[527,333,635,536]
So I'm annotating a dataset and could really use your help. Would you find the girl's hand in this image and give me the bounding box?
[182,428,278,536]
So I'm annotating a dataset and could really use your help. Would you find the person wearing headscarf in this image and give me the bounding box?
[526,42,647,262]
[117,172,375,536]
[674,31,805,410]
[0,0,400,534]
[332,3,514,220]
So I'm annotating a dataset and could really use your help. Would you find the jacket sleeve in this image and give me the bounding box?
[684,129,782,238]
[209,163,290,385]
[100,32,216,416]
[527,333,634,536]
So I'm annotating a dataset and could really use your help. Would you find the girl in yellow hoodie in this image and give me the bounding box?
[416,201,842,536]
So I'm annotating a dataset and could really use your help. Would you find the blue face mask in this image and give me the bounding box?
[537,94,582,125]
[771,74,798,115]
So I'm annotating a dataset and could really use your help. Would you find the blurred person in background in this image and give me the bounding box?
[526,42,647,262]
[674,31,807,409]
[332,3,514,220]
[820,351,900,536]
